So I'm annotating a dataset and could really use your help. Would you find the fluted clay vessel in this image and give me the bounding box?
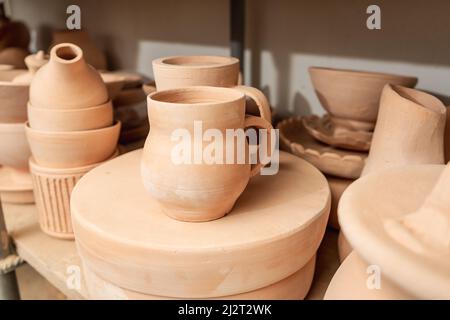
[362,85,446,175]
[30,43,108,109]
[142,86,273,222]
[51,30,107,70]
[309,67,417,126]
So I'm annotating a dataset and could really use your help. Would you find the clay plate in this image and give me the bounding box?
[339,164,450,299]
[278,117,367,179]
[302,115,372,151]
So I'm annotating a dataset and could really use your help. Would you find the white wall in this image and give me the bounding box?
[9,0,450,116]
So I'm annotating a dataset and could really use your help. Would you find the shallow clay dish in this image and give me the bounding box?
[325,251,413,300]
[25,121,120,168]
[0,81,29,123]
[309,67,417,125]
[104,71,144,89]
[100,73,125,100]
[278,117,367,179]
[0,166,34,204]
[339,164,450,299]
[302,115,372,151]
[72,150,330,298]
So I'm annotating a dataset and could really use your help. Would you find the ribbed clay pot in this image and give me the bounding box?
[30,43,108,109]
[142,86,273,222]
[51,30,107,70]
[362,85,446,175]
[25,121,120,169]
[309,67,417,127]
[0,81,28,122]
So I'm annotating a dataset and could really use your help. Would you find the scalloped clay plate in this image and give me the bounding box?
[278,117,367,179]
[302,115,372,151]
[339,164,450,299]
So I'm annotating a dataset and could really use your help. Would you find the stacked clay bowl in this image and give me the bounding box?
[72,150,330,299]
[25,43,120,239]
[279,67,418,230]
[0,72,33,203]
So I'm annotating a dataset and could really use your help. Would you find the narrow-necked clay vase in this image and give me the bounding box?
[309,67,418,127]
[12,50,49,84]
[152,56,271,122]
[142,86,273,222]
[51,30,107,70]
[362,85,446,175]
[30,43,108,109]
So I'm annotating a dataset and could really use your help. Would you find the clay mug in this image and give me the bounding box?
[141,86,274,222]
[152,55,271,122]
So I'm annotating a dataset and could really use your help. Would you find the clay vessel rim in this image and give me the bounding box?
[389,84,446,115]
[29,149,119,174]
[25,120,121,136]
[339,164,450,298]
[0,80,29,87]
[148,86,245,107]
[309,66,418,82]
[50,43,84,65]
[154,55,239,69]
[0,64,14,71]
[100,73,126,84]
[0,122,26,132]
[27,100,112,112]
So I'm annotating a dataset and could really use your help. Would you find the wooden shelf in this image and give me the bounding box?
[3,197,339,300]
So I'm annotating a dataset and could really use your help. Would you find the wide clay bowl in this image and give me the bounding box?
[0,81,29,122]
[0,122,31,169]
[28,100,113,132]
[309,67,417,123]
[25,121,121,168]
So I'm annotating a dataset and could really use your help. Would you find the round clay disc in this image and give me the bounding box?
[339,164,450,299]
[278,117,367,179]
[72,149,330,298]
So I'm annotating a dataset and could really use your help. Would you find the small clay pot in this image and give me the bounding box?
[0,122,31,169]
[28,100,113,132]
[0,81,29,122]
[362,85,446,175]
[30,43,108,109]
[51,30,107,70]
[142,86,273,222]
[309,67,417,125]
[25,121,121,168]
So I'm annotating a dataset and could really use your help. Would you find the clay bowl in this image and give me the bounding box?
[0,64,14,71]
[0,81,29,122]
[28,100,113,132]
[100,73,125,100]
[0,69,27,81]
[309,67,418,124]
[25,121,121,168]
[0,122,31,169]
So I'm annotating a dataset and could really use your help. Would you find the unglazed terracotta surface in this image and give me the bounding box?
[51,30,107,70]
[30,43,108,109]
[445,107,450,163]
[83,256,316,300]
[25,121,120,169]
[0,122,31,169]
[28,100,113,132]
[100,73,125,100]
[326,175,353,230]
[12,50,49,84]
[278,117,367,179]
[71,149,330,298]
[142,86,273,222]
[309,67,417,124]
[339,164,450,299]
[29,150,118,240]
[0,166,34,204]
[337,230,353,263]
[142,81,156,96]
[0,81,29,123]
[362,85,446,176]
[302,115,372,151]
[325,251,414,300]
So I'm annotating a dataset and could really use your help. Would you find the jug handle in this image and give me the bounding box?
[233,85,272,123]
[244,115,274,177]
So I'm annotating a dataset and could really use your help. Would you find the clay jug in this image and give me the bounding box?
[141,86,273,222]
[362,84,446,175]
[51,30,107,70]
[30,43,108,109]
[152,56,270,122]
[12,51,49,84]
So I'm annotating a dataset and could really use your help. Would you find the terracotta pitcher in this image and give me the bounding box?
[141,86,273,222]
[152,55,271,122]
[362,84,446,175]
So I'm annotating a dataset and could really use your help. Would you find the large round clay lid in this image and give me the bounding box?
[71,149,330,298]
[339,164,450,299]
